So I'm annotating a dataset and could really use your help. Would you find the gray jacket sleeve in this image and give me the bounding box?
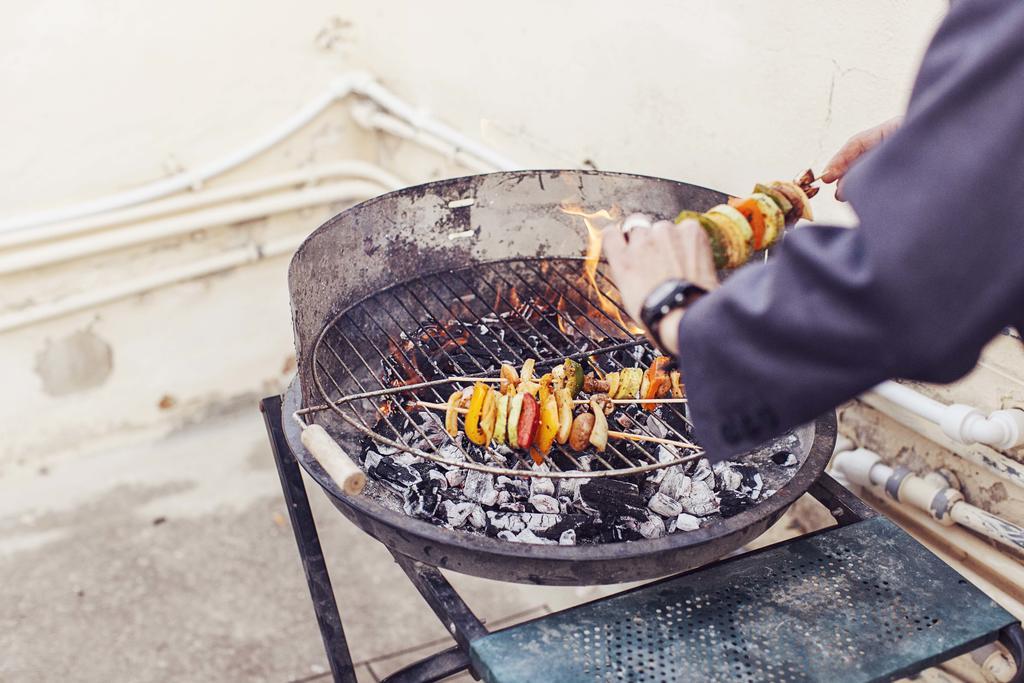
[678,0,1024,461]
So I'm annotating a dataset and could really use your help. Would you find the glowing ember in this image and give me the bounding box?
[559,203,643,335]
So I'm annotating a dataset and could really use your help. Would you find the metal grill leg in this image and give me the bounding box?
[261,396,357,683]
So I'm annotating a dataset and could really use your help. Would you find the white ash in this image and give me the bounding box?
[444,501,478,528]
[529,467,555,497]
[639,514,667,539]
[468,505,487,529]
[556,475,588,499]
[427,469,448,489]
[658,469,692,500]
[648,492,683,518]
[529,494,560,514]
[674,513,701,532]
[464,471,499,506]
[678,479,719,517]
[499,528,558,545]
[445,469,467,488]
[576,455,595,472]
[523,513,560,531]
[487,512,527,534]
[558,529,577,546]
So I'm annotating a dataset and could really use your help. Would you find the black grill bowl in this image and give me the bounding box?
[283,170,837,585]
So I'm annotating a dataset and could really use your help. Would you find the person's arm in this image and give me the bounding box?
[682,0,1024,459]
[605,0,1024,461]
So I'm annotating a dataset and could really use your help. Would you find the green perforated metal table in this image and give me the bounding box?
[262,396,1023,683]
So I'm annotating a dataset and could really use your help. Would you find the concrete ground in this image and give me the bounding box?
[1,403,666,682]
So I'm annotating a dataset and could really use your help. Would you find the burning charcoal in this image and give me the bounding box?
[658,469,692,501]
[522,513,560,532]
[639,514,667,539]
[511,528,558,545]
[445,469,467,488]
[529,468,556,497]
[713,462,744,492]
[497,495,526,513]
[444,501,478,528]
[599,525,644,543]
[556,475,588,499]
[719,489,754,517]
[647,492,683,518]
[579,480,647,521]
[403,479,443,520]
[689,458,714,485]
[497,476,530,499]
[559,529,577,546]
[576,455,595,472]
[645,414,671,439]
[363,450,383,471]
[674,513,701,532]
[536,514,594,541]
[392,453,423,467]
[679,479,719,517]
[496,530,517,542]
[529,494,560,514]
[436,443,466,466]
[772,450,798,467]
[464,470,499,506]
[368,456,421,493]
[469,505,487,529]
[486,511,527,534]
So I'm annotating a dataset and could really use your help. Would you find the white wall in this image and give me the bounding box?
[0,1,946,466]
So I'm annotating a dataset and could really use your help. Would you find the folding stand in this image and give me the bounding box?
[262,395,1024,683]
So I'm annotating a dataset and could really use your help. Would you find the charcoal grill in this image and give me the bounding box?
[266,169,1023,682]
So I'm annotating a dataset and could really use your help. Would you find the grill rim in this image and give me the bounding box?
[282,376,836,582]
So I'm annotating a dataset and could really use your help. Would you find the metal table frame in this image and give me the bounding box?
[261,395,1024,683]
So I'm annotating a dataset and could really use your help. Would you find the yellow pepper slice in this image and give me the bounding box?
[464,382,491,446]
[555,388,573,444]
[444,390,462,437]
[536,393,560,454]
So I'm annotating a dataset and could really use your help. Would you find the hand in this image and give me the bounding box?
[821,116,902,200]
[602,216,720,353]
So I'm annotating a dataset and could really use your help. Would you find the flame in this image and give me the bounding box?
[559,203,643,335]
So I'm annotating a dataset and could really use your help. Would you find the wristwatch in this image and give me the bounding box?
[639,279,707,352]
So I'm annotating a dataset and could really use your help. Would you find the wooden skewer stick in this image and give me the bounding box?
[410,402,697,449]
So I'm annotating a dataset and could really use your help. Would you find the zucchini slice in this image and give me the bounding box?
[675,210,729,269]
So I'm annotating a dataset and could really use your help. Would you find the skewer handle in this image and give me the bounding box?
[300,424,366,495]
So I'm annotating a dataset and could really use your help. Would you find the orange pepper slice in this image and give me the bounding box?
[729,197,767,250]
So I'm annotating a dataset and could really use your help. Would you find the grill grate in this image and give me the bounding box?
[301,257,705,479]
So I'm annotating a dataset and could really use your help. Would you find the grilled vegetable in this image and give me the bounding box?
[771,181,814,222]
[500,363,519,393]
[563,359,585,397]
[706,204,753,267]
[481,390,498,443]
[536,394,560,454]
[675,211,729,269]
[518,380,540,397]
[591,393,614,416]
[641,356,671,411]
[749,192,785,247]
[569,412,596,451]
[444,390,462,436]
[520,358,537,384]
[517,393,540,449]
[464,383,491,446]
[727,197,768,250]
[507,393,524,449]
[588,400,609,452]
[670,370,685,398]
[606,371,620,399]
[550,364,566,391]
[616,367,643,399]
[583,373,611,394]
[538,373,554,404]
[493,392,510,444]
[555,388,573,444]
[753,183,793,218]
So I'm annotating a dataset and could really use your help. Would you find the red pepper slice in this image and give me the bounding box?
[516,393,540,450]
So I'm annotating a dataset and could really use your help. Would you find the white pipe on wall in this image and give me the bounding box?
[870,381,1024,450]
[0,161,406,251]
[0,180,387,276]
[0,71,519,236]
